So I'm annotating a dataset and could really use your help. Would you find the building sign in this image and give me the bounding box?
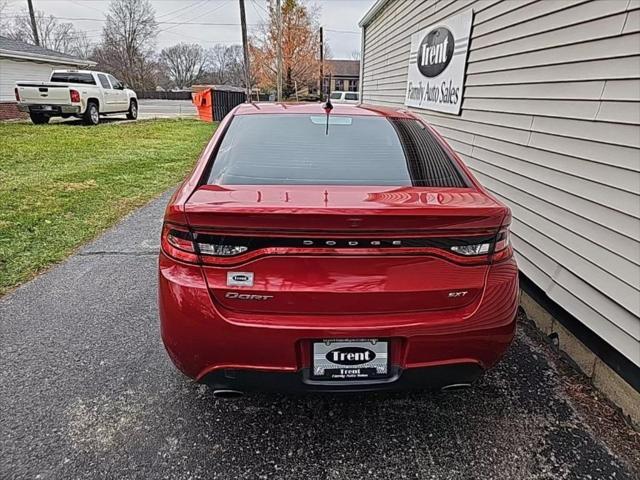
[405,10,473,115]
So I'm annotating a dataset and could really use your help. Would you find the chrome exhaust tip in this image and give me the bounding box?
[440,383,472,392]
[213,389,245,399]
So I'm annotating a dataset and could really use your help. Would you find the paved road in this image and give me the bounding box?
[138,99,197,119]
[48,100,196,125]
[1,192,637,480]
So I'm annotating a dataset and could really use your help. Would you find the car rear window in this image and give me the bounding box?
[206,114,468,187]
[50,72,96,85]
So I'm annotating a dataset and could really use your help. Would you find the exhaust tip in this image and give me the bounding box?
[440,383,472,392]
[212,389,244,399]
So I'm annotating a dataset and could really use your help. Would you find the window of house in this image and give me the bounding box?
[334,79,345,91]
[348,79,359,92]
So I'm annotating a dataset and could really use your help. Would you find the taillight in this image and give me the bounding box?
[161,224,251,264]
[161,224,199,264]
[491,226,513,263]
[69,89,80,102]
[450,243,491,256]
[14,87,20,101]
[449,226,512,263]
[197,243,248,256]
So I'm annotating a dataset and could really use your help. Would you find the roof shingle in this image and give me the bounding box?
[0,35,91,64]
[325,59,360,77]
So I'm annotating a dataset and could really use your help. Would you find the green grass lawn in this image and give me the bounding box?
[0,118,215,295]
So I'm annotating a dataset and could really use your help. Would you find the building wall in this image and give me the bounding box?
[361,0,640,367]
[0,57,77,102]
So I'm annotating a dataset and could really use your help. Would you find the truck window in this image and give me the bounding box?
[50,72,96,85]
[107,75,122,89]
[97,74,111,89]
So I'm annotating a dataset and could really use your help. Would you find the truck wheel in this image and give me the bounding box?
[126,100,138,120]
[29,112,50,125]
[83,102,100,125]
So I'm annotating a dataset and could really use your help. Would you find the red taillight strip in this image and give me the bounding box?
[490,226,513,263]
[161,224,199,264]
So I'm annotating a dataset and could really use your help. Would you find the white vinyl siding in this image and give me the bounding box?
[0,57,78,102]
[361,0,640,366]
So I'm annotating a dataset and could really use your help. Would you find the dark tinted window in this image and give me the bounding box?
[345,93,358,101]
[207,114,468,187]
[50,72,96,85]
[97,74,111,89]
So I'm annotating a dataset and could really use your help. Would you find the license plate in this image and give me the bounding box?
[42,106,52,110]
[311,339,389,381]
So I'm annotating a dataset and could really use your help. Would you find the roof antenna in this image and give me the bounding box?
[323,73,333,135]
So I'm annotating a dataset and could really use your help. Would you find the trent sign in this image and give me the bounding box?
[405,10,473,115]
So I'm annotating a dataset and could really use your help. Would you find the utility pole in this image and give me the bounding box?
[276,0,283,101]
[27,0,40,46]
[319,26,324,97]
[239,0,251,102]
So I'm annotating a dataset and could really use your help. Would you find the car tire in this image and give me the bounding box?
[126,99,138,120]
[29,112,50,124]
[83,101,100,125]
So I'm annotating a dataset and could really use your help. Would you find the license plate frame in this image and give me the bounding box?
[310,339,390,381]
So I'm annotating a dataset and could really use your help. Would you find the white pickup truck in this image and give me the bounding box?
[15,70,138,125]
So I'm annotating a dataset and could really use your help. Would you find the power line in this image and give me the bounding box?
[249,0,266,23]
[1,14,258,26]
[157,0,234,33]
[156,0,209,21]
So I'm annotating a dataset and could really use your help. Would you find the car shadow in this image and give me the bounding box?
[50,116,133,126]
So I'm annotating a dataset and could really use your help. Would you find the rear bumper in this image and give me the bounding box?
[159,252,519,391]
[18,104,81,115]
[200,363,484,393]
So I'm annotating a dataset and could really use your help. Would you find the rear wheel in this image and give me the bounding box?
[83,101,100,125]
[29,112,50,124]
[126,99,138,120]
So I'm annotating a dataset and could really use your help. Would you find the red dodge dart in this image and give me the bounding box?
[158,103,518,396]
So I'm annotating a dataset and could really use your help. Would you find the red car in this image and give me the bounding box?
[159,103,518,396]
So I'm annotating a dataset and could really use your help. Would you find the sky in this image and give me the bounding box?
[2,0,375,59]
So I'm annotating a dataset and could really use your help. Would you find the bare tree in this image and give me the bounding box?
[93,0,158,90]
[4,8,92,57]
[0,1,10,35]
[159,43,206,89]
[351,50,361,60]
[203,44,246,86]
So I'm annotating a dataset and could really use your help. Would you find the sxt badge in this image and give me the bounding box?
[227,272,254,287]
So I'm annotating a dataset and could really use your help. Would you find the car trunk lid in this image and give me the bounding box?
[183,185,506,316]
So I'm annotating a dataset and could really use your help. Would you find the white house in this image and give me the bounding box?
[359,0,639,422]
[0,35,95,119]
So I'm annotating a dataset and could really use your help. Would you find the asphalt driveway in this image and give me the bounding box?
[1,191,637,480]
